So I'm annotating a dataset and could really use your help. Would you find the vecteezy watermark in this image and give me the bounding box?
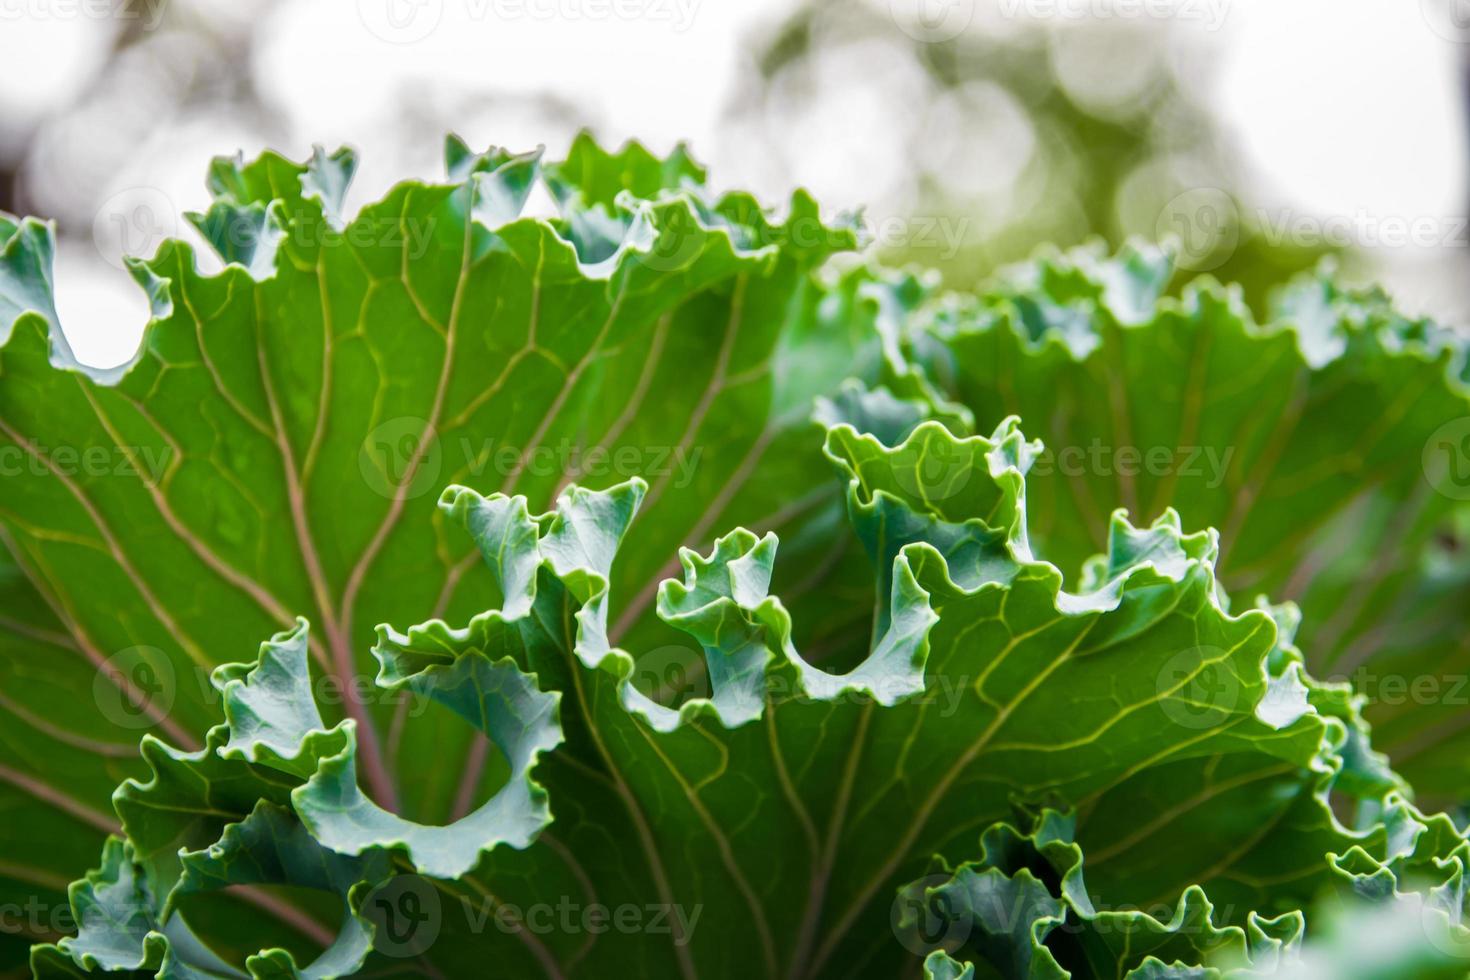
[1423,417,1470,501]
[359,418,704,500]
[0,896,75,937]
[1255,209,1470,251]
[1421,0,1470,44]
[1156,187,1240,273]
[0,0,167,29]
[359,417,444,501]
[357,0,700,44]
[92,650,433,732]
[1156,646,1239,729]
[363,876,703,958]
[888,0,975,43]
[996,0,1230,30]
[1421,889,1470,961]
[763,671,970,717]
[94,646,177,731]
[1160,188,1470,272]
[631,213,972,274]
[0,444,172,482]
[204,207,439,261]
[476,898,702,941]
[94,187,180,271]
[1338,667,1470,708]
[891,875,972,957]
[357,0,443,43]
[893,871,1240,957]
[364,876,443,958]
[1030,442,1235,489]
[632,645,711,704]
[630,656,975,717]
[865,214,972,260]
[829,439,1236,511]
[93,189,438,269]
[889,434,975,504]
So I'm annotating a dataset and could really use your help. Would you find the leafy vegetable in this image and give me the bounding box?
[898,245,1470,799]
[1,137,1467,978]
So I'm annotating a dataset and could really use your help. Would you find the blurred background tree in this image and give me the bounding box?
[724,0,1330,305]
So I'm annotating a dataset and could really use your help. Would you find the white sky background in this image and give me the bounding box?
[0,0,1465,366]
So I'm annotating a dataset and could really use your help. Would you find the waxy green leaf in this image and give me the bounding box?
[1,139,1466,979]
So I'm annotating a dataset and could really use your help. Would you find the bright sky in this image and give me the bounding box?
[1216,0,1466,227]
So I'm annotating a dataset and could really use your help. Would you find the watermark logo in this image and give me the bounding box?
[360,417,443,501]
[889,0,975,42]
[93,186,178,270]
[1157,187,1239,273]
[1423,417,1470,501]
[890,436,973,504]
[633,218,706,274]
[891,874,972,956]
[92,655,431,726]
[634,213,970,273]
[861,214,971,261]
[1343,667,1470,707]
[997,0,1230,30]
[1,896,76,937]
[0,443,172,482]
[632,644,710,704]
[358,0,699,42]
[1421,0,1470,43]
[1029,442,1234,488]
[0,0,167,29]
[1157,646,1238,729]
[1421,892,1470,961]
[93,645,175,730]
[358,423,703,499]
[1256,209,1470,250]
[364,875,442,957]
[358,0,444,43]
